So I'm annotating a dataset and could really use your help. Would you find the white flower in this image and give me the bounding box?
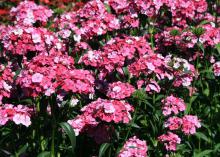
[70,98,79,107]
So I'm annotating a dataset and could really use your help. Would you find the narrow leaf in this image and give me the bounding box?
[59,122,76,154]
[99,143,111,157]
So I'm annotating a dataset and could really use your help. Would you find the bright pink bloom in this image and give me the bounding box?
[164,117,182,130]
[182,115,201,135]
[10,1,53,26]
[81,98,134,124]
[161,95,186,116]
[158,132,181,151]
[106,81,135,99]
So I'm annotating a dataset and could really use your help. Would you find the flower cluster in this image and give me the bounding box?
[0,26,64,56]
[165,115,201,135]
[79,36,152,78]
[118,136,148,157]
[0,64,15,104]
[10,1,53,26]
[158,132,181,151]
[17,53,94,97]
[161,95,186,116]
[106,81,135,99]
[159,95,201,151]
[68,98,134,136]
[55,0,120,41]
[0,104,32,127]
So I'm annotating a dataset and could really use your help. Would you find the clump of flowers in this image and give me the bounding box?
[68,98,134,136]
[158,132,181,151]
[182,115,201,135]
[55,0,120,41]
[118,136,148,157]
[17,53,95,97]
[106,81,135,99]
[161,95,186,116]
[10,1,53,26]
[0,64,15,104]
[0,104,32,127]
[81,98,134,124]
[79,36,152,78]
[0,26,64,56]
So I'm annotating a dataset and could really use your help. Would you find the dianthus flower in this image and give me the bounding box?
[0,64,15,104]
[106,81,135,99]
[164,116,182,130]
[17,52,94,97]
[128,53,168,79]
[145,79,161,93]
[10,1,53,26]
[213,61,220,76]
[81,98,134,124]
[118,136,148,157]
[1,26,65,56]
[0,104,32,127]
[55,0,120,41]
[67,114,98,136]
[158,132,181,151]
[79,36,152,78]
[166,56,197,87]
[182,115,201,135]
[161,95,186,116]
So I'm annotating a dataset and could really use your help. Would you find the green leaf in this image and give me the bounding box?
[16,143,28,156]
[198,42,205,53]
[185,95,198,114]
[195,132,211,143]
[98,143,111,157]
[59,122,76,154]
[104,4,111,13]
[193,150,213,157]
[37,151,51,157]
[215,43,220,54]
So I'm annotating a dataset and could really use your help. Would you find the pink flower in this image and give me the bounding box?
[182,115,201,135]
[164,117,182,130]
[13,114,31,127]
[81,98,134,124]
[32,73,44,83]
[0,104,32,127]
[146,79,161,93]
[213,61,220,76]
[158,132,181,151]
[106,81,135,99]
[161,95,186,116]
[118,136,148,157]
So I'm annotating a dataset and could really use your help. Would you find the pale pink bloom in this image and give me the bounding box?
[13,114,31,127]
[118,136,148,157]
[32,73,44,83]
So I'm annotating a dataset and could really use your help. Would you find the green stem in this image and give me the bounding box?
[50,97,56,157]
